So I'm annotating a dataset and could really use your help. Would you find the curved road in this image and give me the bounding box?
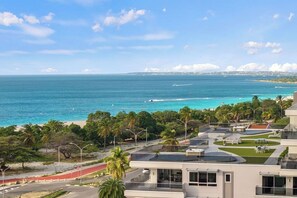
[3,164,106,184]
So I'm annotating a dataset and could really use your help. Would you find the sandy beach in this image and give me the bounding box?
[16,120,87,131]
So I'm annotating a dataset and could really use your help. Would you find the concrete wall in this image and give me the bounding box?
[181,163,280,198]
[130,161,286,198]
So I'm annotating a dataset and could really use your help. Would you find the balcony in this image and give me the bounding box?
[125,182,185,198]
[256,186,297,196]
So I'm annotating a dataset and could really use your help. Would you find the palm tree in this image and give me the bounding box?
[179,106,192,140]
[98,178,125,198]
[105,147,129,179]
[98,118,111,150]
[276,95,283,117]
[112,121,123,147]
[161,129,179,151]
[125,111,143,145]
[21,124,37,147]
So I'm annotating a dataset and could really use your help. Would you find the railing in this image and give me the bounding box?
[125,182,183,192]
[256,186,297,196]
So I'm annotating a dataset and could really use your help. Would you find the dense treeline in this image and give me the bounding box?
[0,95,292,169]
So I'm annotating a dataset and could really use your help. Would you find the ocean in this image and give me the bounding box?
[0,74,296,126]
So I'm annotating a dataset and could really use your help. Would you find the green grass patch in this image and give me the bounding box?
[219,147,275,164]
[41,190,67,198]
[241,133,280,139]
[214,140,279,147]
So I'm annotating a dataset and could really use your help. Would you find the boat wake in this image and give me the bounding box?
[147,97,212,103]
[275,86,292,89]
[172,84,193,87]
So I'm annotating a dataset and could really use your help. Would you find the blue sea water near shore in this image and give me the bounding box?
[0,74,296,126]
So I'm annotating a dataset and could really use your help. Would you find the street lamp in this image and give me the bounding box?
[1,167,9,198]
[69,143,93,183]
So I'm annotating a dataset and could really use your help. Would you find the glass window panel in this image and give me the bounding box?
[189,172,198,182]
[275,176,286,188]
[199,172,207,183]
[208,173,216,183]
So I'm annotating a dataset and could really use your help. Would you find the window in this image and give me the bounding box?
[225,174,231,183]
[262,176,286,195]
[199,172,207,186]
[189,172,217,187]
[189,172,198,186]
[208,173,217,186]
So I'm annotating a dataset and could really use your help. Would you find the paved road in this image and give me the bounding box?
[3,164,106,184]
[4,168,144,198]
[4,181,98,198]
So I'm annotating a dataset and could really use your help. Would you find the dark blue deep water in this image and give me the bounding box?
[0,75,296,126]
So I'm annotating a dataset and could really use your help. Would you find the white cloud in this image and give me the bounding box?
[273,14,279,19]
[92,22,103,32]
[225,66,236,72]
[272,48,283,54]
[23,15,40,24]
[144,67,161,72]
[172,63,220,72]
[269,63,297,72]
[0,50,28,56]
[20,24,55,37]
[237,63,267,71]
[183,45,190,50]
[82,68,95,73]
[162,8,166,12]
[23,39,55,45]
[202,16,208,21]
[103,9,146,26]
[244,41,282,55]
[43,12,55,22]
[288,12,295,21]
[113,32,174,41]
[0,12,23,26]
[42,67,57,73]
[39,49,96,55]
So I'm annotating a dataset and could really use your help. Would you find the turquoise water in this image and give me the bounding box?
[0,74,296,126]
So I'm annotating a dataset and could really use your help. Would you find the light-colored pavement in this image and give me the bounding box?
[264,145,286,165]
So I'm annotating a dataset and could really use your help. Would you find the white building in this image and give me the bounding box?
[125,94,297,198]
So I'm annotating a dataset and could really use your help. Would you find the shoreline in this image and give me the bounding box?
[256,80,297,84]
[15,120,87,131]
[6,94,293,129]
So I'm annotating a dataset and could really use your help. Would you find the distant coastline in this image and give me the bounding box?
[257,78,297,84]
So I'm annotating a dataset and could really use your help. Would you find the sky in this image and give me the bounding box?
[0,0,297,74]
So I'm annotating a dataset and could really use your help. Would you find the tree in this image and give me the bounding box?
[20,124,41,149]
[50,131,83,159]
[215,105,233,123]
[98,178,125,198]
[105,147,129,179]
[112,121,124,147]
[179,106,192,140]
[161,129,179,151]
[252,96,262,120]
[98,117,112,150]
[276,95,284,117]
[125,111,144,145]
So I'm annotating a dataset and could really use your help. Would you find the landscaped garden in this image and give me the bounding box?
[241,132,281,139]
[219,148,275,164]
[214,139,279,147]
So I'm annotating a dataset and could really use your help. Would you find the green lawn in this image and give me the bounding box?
[214,140,279,147]
[241,133,280,139]
[219,147,275,164]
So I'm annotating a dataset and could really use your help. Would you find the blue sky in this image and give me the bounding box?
[0,0,297,74]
